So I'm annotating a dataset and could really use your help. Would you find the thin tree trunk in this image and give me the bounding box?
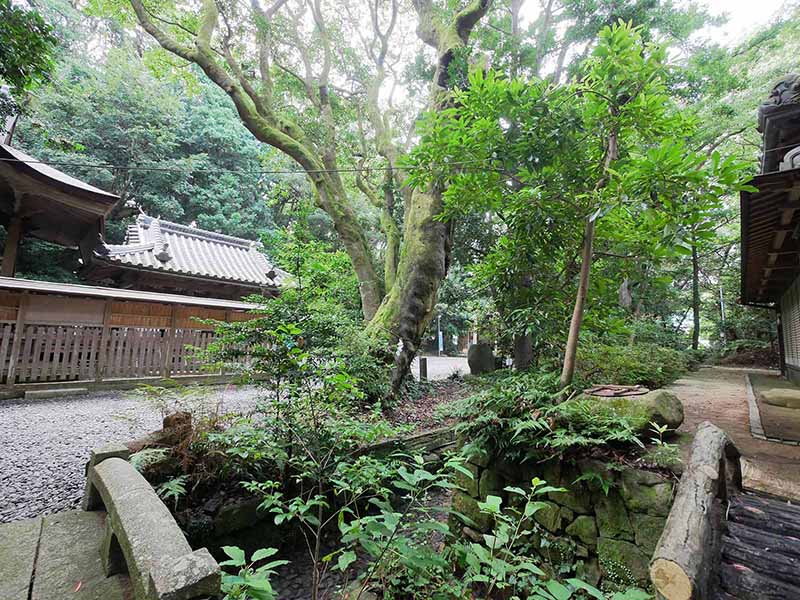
[692,242,701,350]
[559,217,595,389]
[513,334,533,370]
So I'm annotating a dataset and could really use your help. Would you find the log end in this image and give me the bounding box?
[650,558,693,600]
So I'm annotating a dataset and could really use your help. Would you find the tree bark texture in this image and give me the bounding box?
[691,242,700,350]
[367,0,493,398]
[559,217,595,389]
[649,421,742,600]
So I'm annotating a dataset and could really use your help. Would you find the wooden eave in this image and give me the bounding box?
[741,167,800,305]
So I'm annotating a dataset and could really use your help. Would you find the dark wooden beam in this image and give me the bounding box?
[1,216,22,277]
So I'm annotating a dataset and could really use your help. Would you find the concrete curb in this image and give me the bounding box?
[744,373,800,446]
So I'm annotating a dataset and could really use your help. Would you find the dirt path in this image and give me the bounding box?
[668,367,800,500]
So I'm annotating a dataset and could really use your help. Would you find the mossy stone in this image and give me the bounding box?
[597,537,651,587]
[620,470,673,517]
[455,461,480,497]
[533,501,563,533]
[569,389,684,435]
[630,513,667,556]
[594,490,634,541]
[565,515,598,549]
[548,484,592,514]
[451,492,493,532]
[479,467,505,498]
[576,557,602,587]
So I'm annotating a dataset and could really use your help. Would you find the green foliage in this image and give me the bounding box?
[130,448,170,473]
[442,369,649,460]
[156,475,188,510]
[573,343,689,389]
[220,546,288,600]
[641,422,681,470]
[0,0,57,117]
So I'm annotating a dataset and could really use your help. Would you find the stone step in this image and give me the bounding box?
[0,511,131,600]
[32,511,131,600]
[24,387,89,401]
[0,516,42,600]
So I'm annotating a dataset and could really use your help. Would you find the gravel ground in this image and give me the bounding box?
[0,384,261,523]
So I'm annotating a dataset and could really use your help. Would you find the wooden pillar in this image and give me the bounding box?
[96,299,113,382]
[161,304,179,379]
[1,217,23,277]
[6,293,28,385]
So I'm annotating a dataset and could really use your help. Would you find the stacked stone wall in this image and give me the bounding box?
[451,453,675,589]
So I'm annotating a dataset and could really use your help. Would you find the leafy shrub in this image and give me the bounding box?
[574,343,688,389]
[440,370,646,461]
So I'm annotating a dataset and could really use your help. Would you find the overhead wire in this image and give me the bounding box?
[0,155,496,177]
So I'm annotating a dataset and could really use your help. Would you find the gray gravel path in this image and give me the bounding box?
[0,385,260,523]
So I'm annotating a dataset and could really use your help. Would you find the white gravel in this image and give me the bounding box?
[0,385,260,523]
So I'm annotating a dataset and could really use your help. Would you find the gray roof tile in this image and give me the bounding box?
[96,213,288,289]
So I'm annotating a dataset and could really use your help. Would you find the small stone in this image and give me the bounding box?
[594,490,634,541]
[619,469,673,517]
[479,468,505,498]
[467,343,495,375]
[597,537,651,587]
[565,515,598,548]
[533,501,562,533]
[630,513,667,555]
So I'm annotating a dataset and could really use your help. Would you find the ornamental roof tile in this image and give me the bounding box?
[95,213,288,289]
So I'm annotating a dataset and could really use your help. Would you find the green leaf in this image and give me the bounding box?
[221,546,246,567]
[337,550,357,571]
[251,547,279,562]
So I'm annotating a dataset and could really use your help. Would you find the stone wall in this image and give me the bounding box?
[451,452,675,590]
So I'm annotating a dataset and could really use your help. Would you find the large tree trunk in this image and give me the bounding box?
[368,186,452,394]
[559,217,596,389]
[692,242,700,350]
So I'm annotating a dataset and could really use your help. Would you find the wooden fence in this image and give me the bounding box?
[0,283,258,387]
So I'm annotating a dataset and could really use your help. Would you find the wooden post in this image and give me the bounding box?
[6,292,28,385]
[419,356,428,381]
[162,304,179,379]
[1,216,23,277]
[96,299,113,382]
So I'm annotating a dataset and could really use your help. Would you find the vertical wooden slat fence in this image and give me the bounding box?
[0,283,260,388]
[0,323,226,385]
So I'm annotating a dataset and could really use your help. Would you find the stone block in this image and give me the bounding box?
[630,513,666,556]
[467,343,495,375]
[0,517,41,600]
[24,387,89,400]
[761,388,800,409]
[619,469,673,517]
[565,515,597,549]
[148,548,220,600]
[31,511,130,600]
[548,484,592,514]
[533,501,562,533]
[455,461,479,497]
[569,389,684,435]
[214,497,265,536]
[594,490,634,541]
[597,537,651,587]
[451,492,493,532]
[479,468,505,498]
[576,557,601,587]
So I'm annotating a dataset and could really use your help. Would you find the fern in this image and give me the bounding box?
[130,448,170,473]
[157,475,188,510]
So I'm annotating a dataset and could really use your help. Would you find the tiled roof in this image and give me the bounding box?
[95,213,288,289]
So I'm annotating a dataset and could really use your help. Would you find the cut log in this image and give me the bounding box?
[725,521,800,560]
[649,421,741,600]
[721,536,800,586]
[734,493,800,519]
[718,562,800,600]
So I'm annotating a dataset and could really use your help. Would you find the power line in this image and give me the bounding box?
[0,155,493,177]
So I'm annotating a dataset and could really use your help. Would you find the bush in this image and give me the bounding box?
[574,343,688,389]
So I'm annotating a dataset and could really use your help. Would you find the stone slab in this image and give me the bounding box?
[25,387,89,400]
[31,510,130,600]
[0,516,42,600]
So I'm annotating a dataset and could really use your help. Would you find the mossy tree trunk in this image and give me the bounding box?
[368,0,493,398]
